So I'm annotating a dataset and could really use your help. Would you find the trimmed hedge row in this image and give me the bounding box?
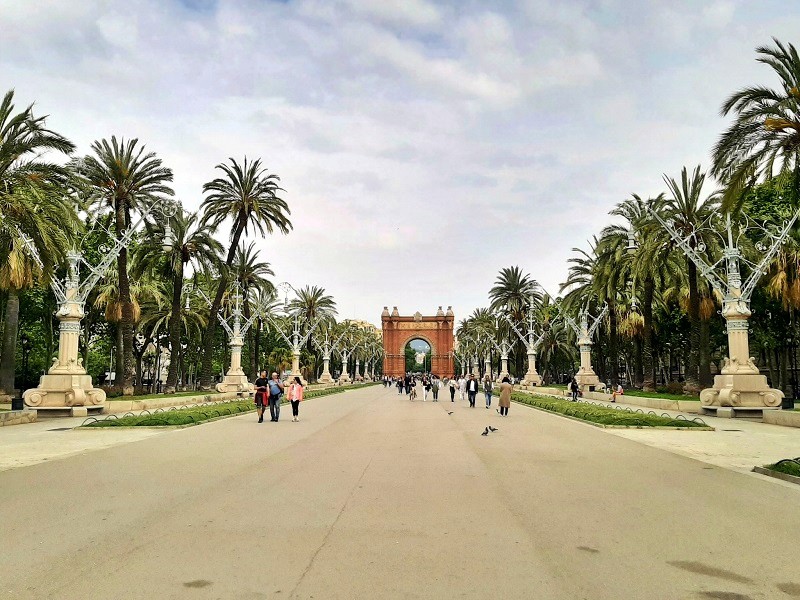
[83,383,378,427]
[511,392,709,428]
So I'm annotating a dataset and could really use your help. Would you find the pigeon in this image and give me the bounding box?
[481,427,489,436]
[447,411,454,415]
[488,426,498,432]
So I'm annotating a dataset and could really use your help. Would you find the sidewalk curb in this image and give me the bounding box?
[752,466,800,485]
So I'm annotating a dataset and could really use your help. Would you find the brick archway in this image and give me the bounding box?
[381,306,454,378]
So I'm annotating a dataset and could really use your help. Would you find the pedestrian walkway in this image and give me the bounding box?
[3,384,800,599]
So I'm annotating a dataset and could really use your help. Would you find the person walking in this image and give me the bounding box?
[483,375,493,409]
[498,376,512,416]
[423,377,431,401]
[398,377,404,395]
[570,377,579,402]
[465,373,478,408]
[254,370,269,423]
[432,378,440,402]
[458,375,467,402]
[288,376,303,421]
[448,378,456,402]
[268,371,284,422]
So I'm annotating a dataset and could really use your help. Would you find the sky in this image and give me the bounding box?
[2,0,799,328]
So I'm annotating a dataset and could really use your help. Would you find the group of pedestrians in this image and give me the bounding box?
[254,371,304,423]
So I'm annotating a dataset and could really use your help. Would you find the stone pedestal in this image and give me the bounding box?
[575,341,602,392]
[319,355,334,384]
[521,350,542,386]
[339,352,351,384]
[24,282,106,410]
[497,354,509,382]
[284,349,307,385]
[700,308,782,415]
[216,338,254,393]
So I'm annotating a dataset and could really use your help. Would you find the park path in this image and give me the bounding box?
[2,384,800,599]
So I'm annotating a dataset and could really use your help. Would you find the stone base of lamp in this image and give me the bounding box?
[216,373,254,394]
[338,373,351,385]
[318,372,334,384]
[23,372,106,417]
[700,370,783,416]
[521,372,542,387]
[575,370,604,392]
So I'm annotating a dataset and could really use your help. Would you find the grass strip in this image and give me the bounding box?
[510,392,708,428]
[83,383,375,428]
[765,459,800,478]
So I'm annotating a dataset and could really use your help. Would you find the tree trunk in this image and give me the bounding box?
[632,336,643,388]
[164,264,184,394]
[253,317,262,376]
[116,200,135,396]
[0,289,20,396]
[642,277,656,391]
[684,259,701,392]
[781,345,789,394]
[115,324,123,389]
[243,289,254,379]
[200,219,246,389]
[699,314,712,387]
[608,301,619,387]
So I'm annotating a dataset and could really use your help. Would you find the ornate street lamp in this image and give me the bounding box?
[644,207,799,414]
[561,302,609,392]
[20,196,178,415]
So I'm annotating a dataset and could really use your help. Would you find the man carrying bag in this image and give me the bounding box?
[268,372,285,422]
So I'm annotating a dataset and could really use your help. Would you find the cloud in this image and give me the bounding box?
[2,0,800,324]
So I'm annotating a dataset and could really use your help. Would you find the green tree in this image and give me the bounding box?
[198,157,292,389]
[0,89,78,395]
[712,38,800,209]
[662,166,719,391]
[77,137,174,395]
[233,242,274,378]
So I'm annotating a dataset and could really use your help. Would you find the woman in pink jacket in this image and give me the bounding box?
[288,376,304,422]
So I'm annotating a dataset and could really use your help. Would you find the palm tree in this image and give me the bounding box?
[198,157,292,389]
[0,89,77,396]
[133,208,222,393]
[488,266,540,376]
[77,137,174,395]
[287,285,337,380]
[662,166,719,391]
[234,242,275,378]
[712,38,800,209]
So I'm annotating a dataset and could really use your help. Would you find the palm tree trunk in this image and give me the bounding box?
[699,315,712,387]
[115,324,123,389]
[243,291,253,379]
[116,200,135,396]
[608,301,619,386]
[200,220,246,389]
[642,277,656,392]
[0,289,20,396]
[82,316,92,371]
[253,317,262,376]
[685,259,701,393]
[164,266,184,394]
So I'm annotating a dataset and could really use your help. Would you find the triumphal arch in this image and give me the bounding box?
[381,306,454,378]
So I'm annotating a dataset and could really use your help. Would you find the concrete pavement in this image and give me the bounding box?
[2,384,800,599]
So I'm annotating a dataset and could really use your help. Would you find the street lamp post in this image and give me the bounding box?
[21,196,177,415]
[645,208,798,414]
[562,303,609,392]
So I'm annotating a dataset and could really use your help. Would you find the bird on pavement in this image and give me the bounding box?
[481,427,489,436]
[447,411,454,415]
[488,426,498,432]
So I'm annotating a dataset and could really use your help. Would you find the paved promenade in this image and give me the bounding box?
[2,384,800,599]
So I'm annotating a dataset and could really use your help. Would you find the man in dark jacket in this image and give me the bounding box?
[466,374,479,407]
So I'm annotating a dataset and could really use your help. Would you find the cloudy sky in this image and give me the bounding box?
[2,0,799,326]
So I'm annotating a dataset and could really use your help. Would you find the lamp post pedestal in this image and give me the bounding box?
[497,353,509,383]
[575,338,602,392]
[216,334,253,393]
[521,350,542,387]
[319,353,334,384]
[700,297,783,414]
[284,348,307,385]
[338,351,351,384]
[23,256,105,416]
